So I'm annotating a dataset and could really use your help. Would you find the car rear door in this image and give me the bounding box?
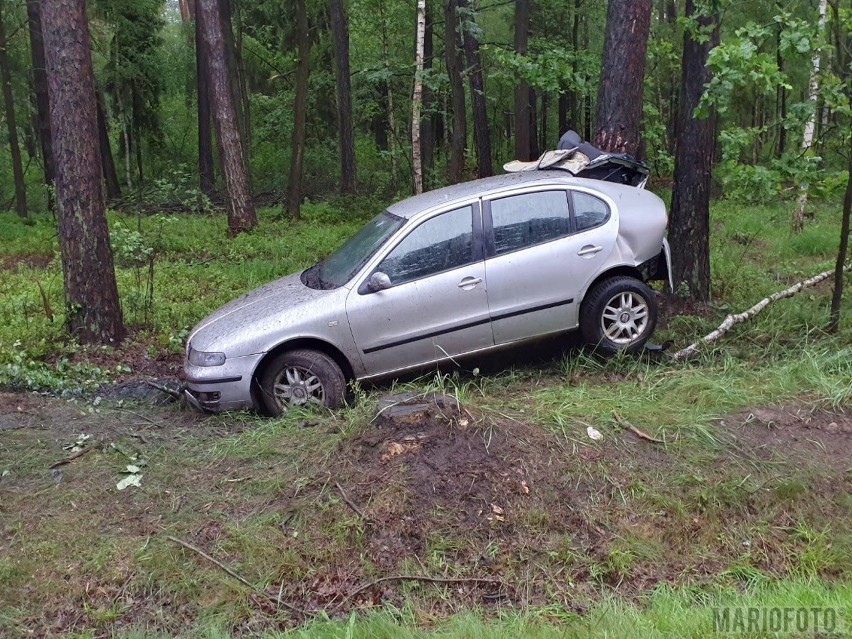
[345,203,493,377]
[483,188,617,345]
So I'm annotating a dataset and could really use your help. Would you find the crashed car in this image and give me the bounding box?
[184,142,670,414]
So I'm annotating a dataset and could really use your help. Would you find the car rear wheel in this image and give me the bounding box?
[258,349,346,416]
[580,276,657,355]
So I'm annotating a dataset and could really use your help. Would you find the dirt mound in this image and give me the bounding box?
[344,395,553,568]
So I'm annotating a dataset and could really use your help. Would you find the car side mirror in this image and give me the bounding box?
[368,271,392,292]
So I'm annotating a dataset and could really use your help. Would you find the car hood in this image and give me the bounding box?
[188,271,339,354]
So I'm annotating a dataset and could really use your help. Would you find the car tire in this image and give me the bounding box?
[258,349,346,416]
[580,276,658,355]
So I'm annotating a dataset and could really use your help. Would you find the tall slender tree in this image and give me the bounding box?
[668,0,719,301]
[458,0,492,178]
[792,0,829,234]
[444,0,466,183]
[285,0,311,218]
[412,0,426,194]
[0,2,28,217]
[27,0,54,199]
[197,0,257,235]
[513,0,532,161]
[329,0,356,193]
[42,0,124,344]
[194,0,215,196]
[594,0,653,155]
[96,89,122,200]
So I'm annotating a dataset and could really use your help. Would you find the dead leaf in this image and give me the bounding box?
[520,480,529,494]
[491,503,504,515]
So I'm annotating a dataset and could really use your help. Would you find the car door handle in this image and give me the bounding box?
[577,245,603,257]
[458,276,482,289]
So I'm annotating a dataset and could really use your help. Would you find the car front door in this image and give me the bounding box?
[483,188,617,345]
[345,203,493,377]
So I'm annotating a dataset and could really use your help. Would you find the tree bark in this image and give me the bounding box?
[444,0,466,183]
[285,0,311,219]
[411,0,426,194]
[96,90,122,201]
[197,0,257,234]
[458,0,492,178]
[194,0,215,196]
[668,0,719,302]
[792,0,829,234]
[329,0,356,194]
[0,4,28,217]
[42,0,124,344]
[593,0,652,155]
[513,0,532,161]
[422,7,435,184]
[27,0,54,198]
[828,135,852,332]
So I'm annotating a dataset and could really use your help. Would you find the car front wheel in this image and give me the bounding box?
[580,276,658,355]
[258,349,346,416]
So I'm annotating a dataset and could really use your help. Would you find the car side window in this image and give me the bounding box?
[376,205,474,286]
[572,191,610,231]
[490,191,570,255]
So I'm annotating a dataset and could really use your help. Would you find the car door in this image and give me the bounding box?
[483,188,617,345]
[345,203,493,377]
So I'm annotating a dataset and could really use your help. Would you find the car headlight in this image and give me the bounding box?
[188,348,226,367]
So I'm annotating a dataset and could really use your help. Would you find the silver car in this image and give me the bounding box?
[184,170,670,415]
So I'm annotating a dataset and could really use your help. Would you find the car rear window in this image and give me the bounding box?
[572,191,610,231]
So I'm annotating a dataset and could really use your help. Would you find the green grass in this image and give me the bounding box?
[111,578,851,638]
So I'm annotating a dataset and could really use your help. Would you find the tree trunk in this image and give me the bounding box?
[285,0,311,219]
[444,0,466,183]
[422,7,435,184]
[0,5,28,218]
[197,0,257,234]
[558,93,568,136]
[668,0,719,302]
[219,0,248,154]
[513,0,532,161]
[412,0,426,194]
[27,0,54,198]
[459,0,492,178]
[328,0,356,194]
[593,0,652,155]
[828,135,852,332]
[195,0,215,196]
[792,0,829,234]
[42,0,124,344]
[567,0,581,130]
[96,90,121,201]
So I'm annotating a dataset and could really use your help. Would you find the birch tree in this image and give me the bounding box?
[791,0,828,234]
[412,0,426,194]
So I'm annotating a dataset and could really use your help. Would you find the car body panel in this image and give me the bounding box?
[184,171,668,412]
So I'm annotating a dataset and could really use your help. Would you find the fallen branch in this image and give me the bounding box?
[166,535,308,616]
[672,264,851,361]
[49,445,96,469]
[335,482,370,521]
[337,574,507,610]
[612,411,665,443]
[145,380,183,400]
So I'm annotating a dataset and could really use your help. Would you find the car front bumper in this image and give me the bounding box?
[183,353,263,412]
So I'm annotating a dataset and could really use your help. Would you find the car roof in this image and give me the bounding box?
[385,171,640,219]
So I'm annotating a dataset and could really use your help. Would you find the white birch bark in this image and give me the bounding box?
[411,0,426,194]
[672,263,851,361]
[792,0,828,234]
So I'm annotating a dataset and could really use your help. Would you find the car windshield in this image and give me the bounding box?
[302,211,406,290]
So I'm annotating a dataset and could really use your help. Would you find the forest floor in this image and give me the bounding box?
[1,361,851,637]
